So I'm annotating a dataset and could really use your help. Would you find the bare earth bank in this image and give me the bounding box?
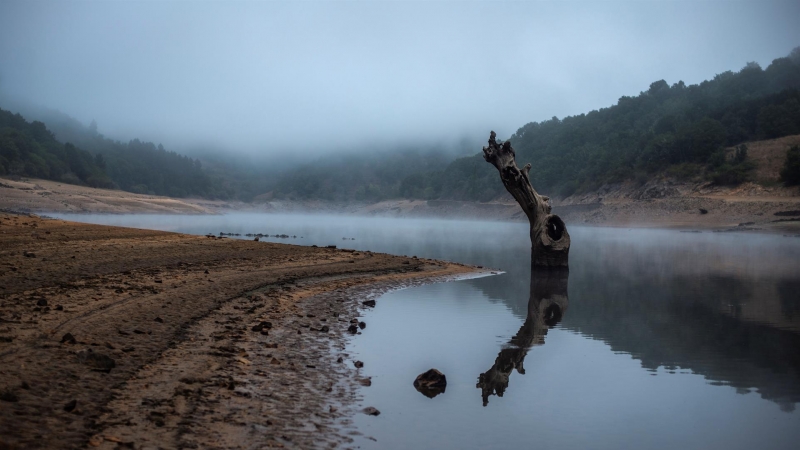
[0,213,481,449]
[2,175,800,232]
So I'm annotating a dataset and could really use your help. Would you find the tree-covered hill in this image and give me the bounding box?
[402,47,800,200]
[0,108,112,187]
[271,148,457,202]
[0,104,222,198]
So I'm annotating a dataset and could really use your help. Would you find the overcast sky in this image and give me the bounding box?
[1,0,799,156]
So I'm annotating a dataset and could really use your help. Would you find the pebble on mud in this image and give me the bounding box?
[362,300,376,308]
[0,389,19,402]
[347,325,358,334]
[76,348,116,372]
[36,298,48,307]
[358,321,366,329]
[60,333,77,344]
[63,399,77,412]
[354,361,364,368]
[252,321,272,332]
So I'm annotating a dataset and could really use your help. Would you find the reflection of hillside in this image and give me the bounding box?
[467,231,800,410]
[563,271,800,410]
[477,270,569,406]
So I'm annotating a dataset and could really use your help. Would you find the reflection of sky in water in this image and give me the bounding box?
[52,213,800,449]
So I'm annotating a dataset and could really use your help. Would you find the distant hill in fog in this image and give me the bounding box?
[401,47,800,201]
[0,102,223,199]
[3,47,800,204]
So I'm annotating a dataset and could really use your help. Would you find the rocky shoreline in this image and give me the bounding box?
[0,213,481,449]
[2,175,800,233]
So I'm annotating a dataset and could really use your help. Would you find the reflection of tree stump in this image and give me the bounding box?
[482,131,570,267]
[477,269,569,406]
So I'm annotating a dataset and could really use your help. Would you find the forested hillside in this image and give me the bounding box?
[271,148,457,202]
[0,108,112,187]
[12,110,221,198]
[402,48,800,200]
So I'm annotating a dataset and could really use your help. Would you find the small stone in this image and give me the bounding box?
[359,377,372,386]
[0,390,19,402]
[63,399,77,412]
[154,317,164,323]
[358,321,366,329]
[20,381,30,390]
[319,325,330,333]
[55,305,63,311]
[337,357,343,363]
[413,368,447,398]
[354,360,364,368]
[362,300,376,308]
[347,325,358,334]
[204,269,209,274]
[76,349,116,372]
[36,298,48,307]
[60,333,77,344]
[363,407,380,416]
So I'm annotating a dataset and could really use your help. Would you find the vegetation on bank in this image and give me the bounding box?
[782,145,800,185]
[0,107,220,198]
[400,47,800,200]
[0,108,112,187]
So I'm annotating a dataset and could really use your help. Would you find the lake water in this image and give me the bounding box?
[52,213,800,449]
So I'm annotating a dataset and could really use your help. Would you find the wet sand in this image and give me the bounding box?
[0,213,479,449]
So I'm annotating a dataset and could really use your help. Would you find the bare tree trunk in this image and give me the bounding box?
[482,131,570,267]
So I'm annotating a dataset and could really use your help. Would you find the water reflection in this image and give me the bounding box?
[478,268,569,406]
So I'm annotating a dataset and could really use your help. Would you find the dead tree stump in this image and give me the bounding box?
[482,131,570,267]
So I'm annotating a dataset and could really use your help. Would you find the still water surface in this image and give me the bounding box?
[53,213,800,449]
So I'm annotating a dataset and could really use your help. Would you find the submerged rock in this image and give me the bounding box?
[363,407,380,416]
[413,368,447,398]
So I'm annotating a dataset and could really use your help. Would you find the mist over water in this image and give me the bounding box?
[53,213,800,449]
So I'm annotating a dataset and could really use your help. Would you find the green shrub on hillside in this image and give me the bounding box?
[781,145,800,185]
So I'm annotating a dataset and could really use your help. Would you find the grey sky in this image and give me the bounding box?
[1,1,798,156]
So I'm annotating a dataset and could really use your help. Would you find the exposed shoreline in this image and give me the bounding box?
[2,176,800,233]
[0,213,483,449]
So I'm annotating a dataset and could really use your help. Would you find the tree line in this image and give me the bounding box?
[400,47,800,200]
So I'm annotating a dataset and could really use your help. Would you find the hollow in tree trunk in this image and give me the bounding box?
[482,131,570,267]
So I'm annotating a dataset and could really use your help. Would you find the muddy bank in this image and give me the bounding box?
[0,213,479,449]
[3,175,800,232]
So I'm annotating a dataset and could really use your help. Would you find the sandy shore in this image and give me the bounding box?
[3,175,800,232]
[0,213,480,449]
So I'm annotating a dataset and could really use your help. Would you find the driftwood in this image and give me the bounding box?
[477,269,569,406]
[482,131,570,267]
